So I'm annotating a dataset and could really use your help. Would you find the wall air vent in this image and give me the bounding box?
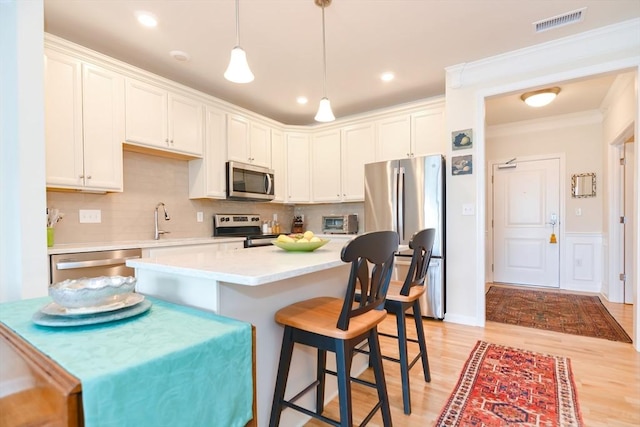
[533,7,586,33]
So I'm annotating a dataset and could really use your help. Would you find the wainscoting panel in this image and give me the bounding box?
[562,233,603,292]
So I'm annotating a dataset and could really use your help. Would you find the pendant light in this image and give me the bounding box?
[224,0,254,83]
[314,0,335,122]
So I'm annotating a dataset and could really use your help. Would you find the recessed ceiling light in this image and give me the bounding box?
[380,72,395,82]
[296,96,308,105]
[135,11,158,28]
[170,50,191,62]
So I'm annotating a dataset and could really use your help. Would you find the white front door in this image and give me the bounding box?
[492,158,560,287]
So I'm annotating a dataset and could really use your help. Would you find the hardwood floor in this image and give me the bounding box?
[303,286,640,426]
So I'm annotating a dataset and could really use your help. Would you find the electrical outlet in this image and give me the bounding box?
[462,204,475,216]
[197,212,204,222]
[79,209,101,223]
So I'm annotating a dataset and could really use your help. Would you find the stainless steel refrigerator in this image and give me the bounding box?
[364,154,446,319]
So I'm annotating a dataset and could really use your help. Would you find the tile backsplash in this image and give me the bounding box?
[46,150,363,244]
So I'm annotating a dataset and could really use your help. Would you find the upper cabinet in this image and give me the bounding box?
[311,130,342,202]
[411,108,446,157]
[227,114,271,167]
[375,102,446,161]
[45,49,124,192]
[285,133,310,203]
[376,115,411,161]
[125,78,203,157]
[189,105,227,199]
[341,123,376,201]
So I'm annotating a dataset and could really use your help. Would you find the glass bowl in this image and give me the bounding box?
[49,275,136,308]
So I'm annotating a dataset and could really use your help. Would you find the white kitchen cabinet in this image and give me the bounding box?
[226,114,271,167]
[285,133,311,203]
[270,129,286,202]
[376,115,411,161]
[341,123,376,201]
[189,105,227,199]
[311,130,342,202]
[45,49,124,192]
[125,78,203,157]
[375,104,446,162]
[411,108,446,157]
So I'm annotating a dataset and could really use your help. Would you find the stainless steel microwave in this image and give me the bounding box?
[322,214,358,234]
[226,161,275,201]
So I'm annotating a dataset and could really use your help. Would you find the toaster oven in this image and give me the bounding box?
[322,214,358,234]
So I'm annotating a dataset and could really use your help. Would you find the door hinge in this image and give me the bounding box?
[491,175,494,184]
[491,219,494,228]
[620,273,627,281]
[491,264,494,272]
[620,158,626,166]
[620,216,626,224]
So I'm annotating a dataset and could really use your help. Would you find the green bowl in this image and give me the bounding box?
[272,239,330,252]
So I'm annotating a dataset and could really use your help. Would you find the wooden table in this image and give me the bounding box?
[0,297,256,427]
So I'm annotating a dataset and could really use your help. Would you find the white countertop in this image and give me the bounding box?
[127,240,351,286]
[47,237,245,255]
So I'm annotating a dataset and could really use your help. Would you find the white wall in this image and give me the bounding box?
[0,0,48,302]
[444,18,640,350]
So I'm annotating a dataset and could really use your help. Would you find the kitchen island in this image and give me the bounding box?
[127,238,365,427]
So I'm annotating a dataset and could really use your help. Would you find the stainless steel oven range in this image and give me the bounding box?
[213,214,278,248]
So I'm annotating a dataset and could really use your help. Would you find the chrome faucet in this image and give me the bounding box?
[154,202,170,240]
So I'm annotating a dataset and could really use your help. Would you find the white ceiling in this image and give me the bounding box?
[43,0,640,126]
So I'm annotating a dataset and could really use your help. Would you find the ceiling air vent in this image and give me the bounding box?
[533,7,586,33]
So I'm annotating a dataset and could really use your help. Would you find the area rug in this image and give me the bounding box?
[436,341,583,426]
[485,286,632,343]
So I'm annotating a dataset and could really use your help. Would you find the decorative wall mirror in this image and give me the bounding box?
[571,173,596,198]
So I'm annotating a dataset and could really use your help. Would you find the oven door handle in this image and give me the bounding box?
[56,256,141,270]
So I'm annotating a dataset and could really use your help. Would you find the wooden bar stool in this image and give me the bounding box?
[355,228,435,415]
[269,231,399,427]
[379,228,435,414]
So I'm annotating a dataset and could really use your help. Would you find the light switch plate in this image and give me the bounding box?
[196,212,204,222]
[79,209,101,223]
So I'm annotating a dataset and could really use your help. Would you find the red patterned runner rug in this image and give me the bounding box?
[485,286,632,343]
[436,341,583,426]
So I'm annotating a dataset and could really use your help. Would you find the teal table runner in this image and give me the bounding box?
[0,296,253,427]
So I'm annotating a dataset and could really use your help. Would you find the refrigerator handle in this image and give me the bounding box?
[392,167,399,233]
[398,166,405,240]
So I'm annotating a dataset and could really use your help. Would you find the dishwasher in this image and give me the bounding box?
[50,249,142,283]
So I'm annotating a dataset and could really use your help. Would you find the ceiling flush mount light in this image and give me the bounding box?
[314,0,335,122]
[224,0,254,83]
[520,87,561,107]
[296,96,309,105]
[135,11,158,28]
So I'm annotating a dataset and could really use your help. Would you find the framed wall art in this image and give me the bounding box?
[452,129,473,150]
[452,154,472,176]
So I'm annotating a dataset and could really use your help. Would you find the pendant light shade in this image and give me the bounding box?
[520,87,561,107]
[315,97,335,122]
[225,0,254,84]
[314,0,335,122]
